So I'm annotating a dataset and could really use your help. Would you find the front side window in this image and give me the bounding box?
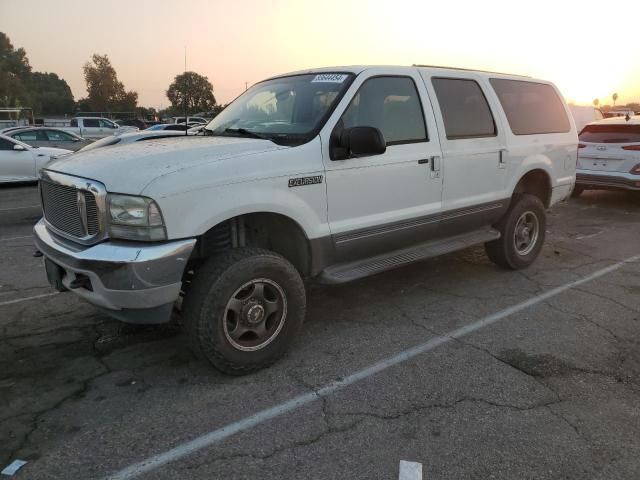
[206,73,355,145]
[339,76,427,145]
[489,78,570,135]
[99,119,116,128]
[432,78,496,140]
[45,130,76,141]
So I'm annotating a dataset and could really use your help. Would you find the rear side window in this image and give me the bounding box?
[431,78,496,140]
[579,124,640,143]
[341,76,427,145]
[14,130,47,142]
[83,119,100,128]
[490,79,570,135]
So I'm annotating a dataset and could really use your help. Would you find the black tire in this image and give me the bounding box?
[485,194,546,270]
[571,185,585,197]
[183,248,306,375]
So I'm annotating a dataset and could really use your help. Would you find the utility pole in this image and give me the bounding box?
[184,46,188,136]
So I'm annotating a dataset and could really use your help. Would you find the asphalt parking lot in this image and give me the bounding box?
[1,184,639,480]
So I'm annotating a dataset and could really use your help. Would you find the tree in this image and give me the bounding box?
[0,32,32,107]
[82,54,137,112]
[612,93,618,106]
[166,71,216,114]
[30,72,75,115]
[592,98,599,107]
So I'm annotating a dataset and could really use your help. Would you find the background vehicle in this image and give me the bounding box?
[574,116,640,195]
[569,105,604,132]
[115,118,149,130]
[77,130,196,152]
[34,65,576,374]
[5,127,90,151]
[145,123,204,131]
[0,134,71,183]
[62,117,138,139]
[172,116,208,124]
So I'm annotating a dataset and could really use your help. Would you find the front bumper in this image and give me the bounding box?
[34,219,196,323]
[576,170,640,191]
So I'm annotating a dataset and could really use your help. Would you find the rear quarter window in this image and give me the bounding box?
[490,79,570,135]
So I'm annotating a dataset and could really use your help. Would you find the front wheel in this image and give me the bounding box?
[183,248,306,375]
[485,194,546,270]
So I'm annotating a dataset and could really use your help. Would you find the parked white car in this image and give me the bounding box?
[62,117,138,139]
[34,65,576,373]
[574,115,640,195]
[569,105,604,132]
[77,130,196,152]
[0,134,72,183]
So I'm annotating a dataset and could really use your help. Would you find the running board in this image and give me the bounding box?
[319,227,501,284]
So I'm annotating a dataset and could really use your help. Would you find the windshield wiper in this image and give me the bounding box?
[224,128,274,142]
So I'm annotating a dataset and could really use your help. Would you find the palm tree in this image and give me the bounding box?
[593,98,599,107]
[612,93,618,106]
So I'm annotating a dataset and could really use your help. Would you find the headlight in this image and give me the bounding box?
[107,194,166,241]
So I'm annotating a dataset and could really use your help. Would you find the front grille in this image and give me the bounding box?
[40,181,100,239]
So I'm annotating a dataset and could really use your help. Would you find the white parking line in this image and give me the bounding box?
[0,235,32,243]
[0,205,40,212]
[0,292,57,307]
[104,253,640,480]
[399,460,423,480]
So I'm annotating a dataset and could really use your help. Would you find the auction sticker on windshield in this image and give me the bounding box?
[312,73,348,83]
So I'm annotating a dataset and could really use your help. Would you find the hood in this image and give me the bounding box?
[45,136,286,194]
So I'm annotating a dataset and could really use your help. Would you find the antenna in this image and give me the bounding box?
[184,46,188,136]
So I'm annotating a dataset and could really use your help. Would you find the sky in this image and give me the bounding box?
[1,0,639,108]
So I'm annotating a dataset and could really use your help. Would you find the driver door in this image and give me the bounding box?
[320,69,444,262]
[0,138,36,182]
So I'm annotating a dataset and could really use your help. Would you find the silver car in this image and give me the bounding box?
[6,127,91,152]
[575,116,640,195]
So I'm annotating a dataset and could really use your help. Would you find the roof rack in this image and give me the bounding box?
[412,64,530,78]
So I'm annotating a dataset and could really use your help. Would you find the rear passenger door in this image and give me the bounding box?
[422,73,508,234]
[321,69,443,261]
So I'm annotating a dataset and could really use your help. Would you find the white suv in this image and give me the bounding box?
[34,66,577,373]
[574,116,640,195]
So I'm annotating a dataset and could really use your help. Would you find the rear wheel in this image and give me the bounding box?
[485,194,546,269]
[183,248,306,375]
[571,185,585,197]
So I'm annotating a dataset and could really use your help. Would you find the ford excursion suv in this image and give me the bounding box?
[34,66,577,374]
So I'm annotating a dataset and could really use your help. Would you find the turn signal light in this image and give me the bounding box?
[622,145,640,151]
[630,164,640,175]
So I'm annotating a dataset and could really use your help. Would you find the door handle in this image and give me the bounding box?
[417,158,429,165]
[430,155,441,178]
[498,148,507,169]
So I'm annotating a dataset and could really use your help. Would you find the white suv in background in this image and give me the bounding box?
[34,65,577,374]
[574,116,640,195]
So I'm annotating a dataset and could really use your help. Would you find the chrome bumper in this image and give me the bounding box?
[33,219,196,323]
[576,171,640,191]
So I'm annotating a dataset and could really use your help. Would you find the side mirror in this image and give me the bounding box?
[333,126,386,160]
[13,144,27,151]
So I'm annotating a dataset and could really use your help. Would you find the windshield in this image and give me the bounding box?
[205,73,354,145]
[579,124,640,143]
